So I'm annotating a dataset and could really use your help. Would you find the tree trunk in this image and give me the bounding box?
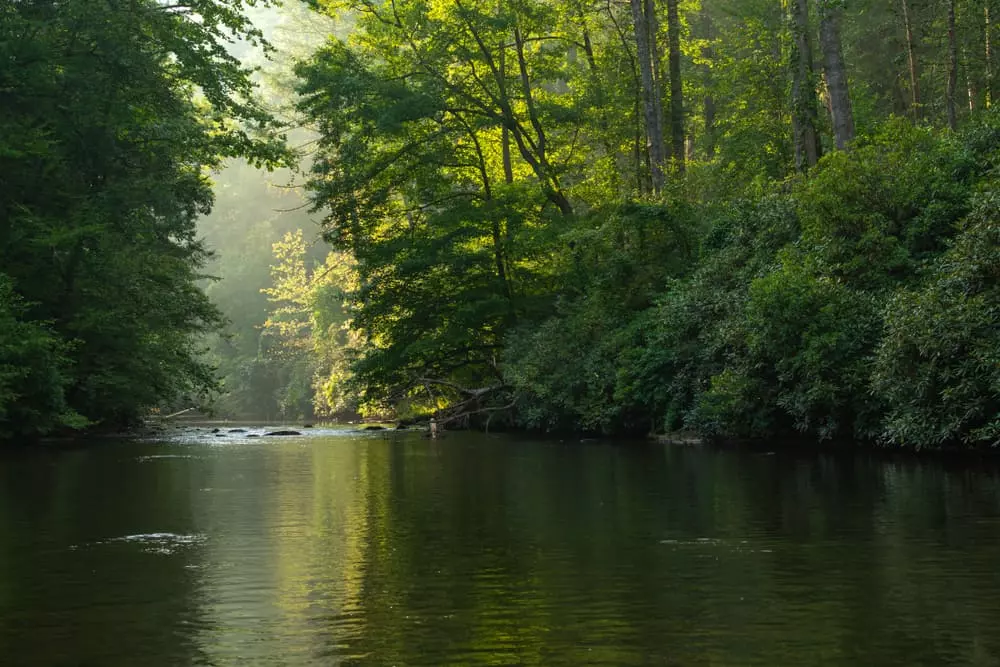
[901,0,921,118]
[966,46,977,110]
[666,0,685,173]
[701,11,716,160]
[646,0,667,167]
[986,4,993,108]
[630,0,666,193]
[947,0,959,129]
[818,0,855,149]
[790,0,822,171]
[510,26,573,216]
[498,42,514,184]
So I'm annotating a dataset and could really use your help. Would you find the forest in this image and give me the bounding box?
[1,0,999,449]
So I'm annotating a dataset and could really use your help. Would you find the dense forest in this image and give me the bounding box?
[1,0,998,448]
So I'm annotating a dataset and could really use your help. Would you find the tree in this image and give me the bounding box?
[260,230,361,419]
[0,0,284,437]
[666,0,685,172]
[630,0,667,192]
[818,0,855,148]
[790,0,822,170]
[987,3,994,108]
[901,0,922,118]
[297,0,613,410]
[948,0,960,129]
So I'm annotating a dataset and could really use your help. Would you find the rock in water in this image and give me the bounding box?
[265,430,301,436]
[363,425,386,431]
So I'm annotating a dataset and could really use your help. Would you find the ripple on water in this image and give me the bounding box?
[134,454,200,462]
[72,533,207,555]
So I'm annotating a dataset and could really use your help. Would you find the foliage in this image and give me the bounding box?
[289,0,1000,448]
[503,114,1000,447]
[873,190,1000,448]
[8,0,1000,449]
[0,0,283,438]
[0,276,86,439]
[259,231,363,419]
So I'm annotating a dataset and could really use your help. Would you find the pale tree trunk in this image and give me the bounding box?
[701,11,717,160]
[964,44,977,110]
[902,0,921,118]
[630,0,666,193]
[818,0,855,149]
[603,0,645,190]
[790,0,822,171]
[646,0,667,168]
[666,0,685,173]
[986,4,993,108]
[947,0,959,129]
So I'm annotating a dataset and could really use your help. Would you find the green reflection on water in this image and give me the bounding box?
[2,434,1000,665]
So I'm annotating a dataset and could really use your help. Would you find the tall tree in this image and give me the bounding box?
[630,0,667,192]
[666,0,685,172]
[987,3,994,108]
[296,0,592,407]
[700,11,717,160]
[901,0,922,117]
[818,0,855,148]
[947,0,959,128]
[790,0,822,170]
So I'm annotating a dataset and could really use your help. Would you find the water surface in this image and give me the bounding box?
[2,430,1000,665]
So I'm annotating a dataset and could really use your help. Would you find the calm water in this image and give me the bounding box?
[2,430,1000,665]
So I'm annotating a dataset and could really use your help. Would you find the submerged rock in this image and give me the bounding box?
[265,430,301,436]
[228,428,247,433]
[363,425,386,431]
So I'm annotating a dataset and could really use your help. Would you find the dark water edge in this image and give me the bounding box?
[9,422,999,466]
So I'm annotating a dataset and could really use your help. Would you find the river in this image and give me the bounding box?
[1,429,999,665]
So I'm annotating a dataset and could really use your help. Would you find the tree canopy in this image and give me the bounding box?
[289,0,1000,447]
[3,0,1000,449]
[0,0,284,438]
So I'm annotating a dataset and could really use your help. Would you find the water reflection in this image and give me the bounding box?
[1,435,1000,665]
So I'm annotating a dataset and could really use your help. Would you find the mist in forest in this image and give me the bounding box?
[197,2,352,422]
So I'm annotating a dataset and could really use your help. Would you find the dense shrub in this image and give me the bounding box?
[873,191,1000,448]
[504,114,1000,448]
[0,276,85,440]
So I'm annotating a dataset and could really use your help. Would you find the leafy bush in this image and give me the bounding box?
[873,190,1000,448]
[0,276,86,439]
